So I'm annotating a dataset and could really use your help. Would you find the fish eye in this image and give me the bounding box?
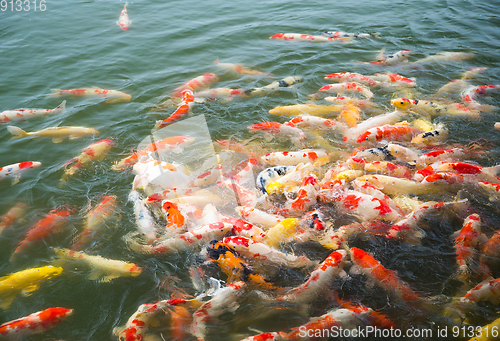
[400,101,404,105]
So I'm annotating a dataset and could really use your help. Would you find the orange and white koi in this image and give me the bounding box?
[270,32,352,43]
[462,84,500,110]
[319,82,374,99]
[370,73,417,88]
[115,300,170,341]
[322,31,380,39]
[418,148,467,166]
[284,175,318,213]
[155,89,196,129]
[361,49,411,65]
[269,103,343,117]
[278,250,347,304]
[337,103,363,128]
[0,307,73,339]
[7,125,98,143]
[72,194,119,250]
[221,215,267,242]
[10,206,74,263]
[350,247,420,301]
[324,72,378,86]
[128,190,158,243]
[391,98,480,119]
[235,206,284,230]
[286,115,346,132]
[171,73,219,99]
[262,149,329,166]
[50,87,131,103]
[0,100,66,124]
[364,161,412,179]
[351,179,405,214]
[52,247,142,282]
[0,203,27,237]
[437,162,500,183]
[117,2,131,30]
[478,181,500,201]
[454,214,486,276]
[336,190,402,222]
[215,60,270,76]
[355,122,418,143]
[112,135,195,171]
[458,277,500,306]
[411,51,474,65]
[356,174,430,196]
[162,201,186,231]
[248,122,306,144]
[342,109,405,143]
[61,139,115,185]
[125,222,233,255]
[0,266,63,310]
[411,123,448,145]
[0,161,41,185]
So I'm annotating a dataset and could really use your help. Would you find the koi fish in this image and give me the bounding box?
[0,161,41,185]
[391,98,481,119]
[194,87,246,102]
[355,122,418,143]
[155,89,195,129]
[462,84,500,105]
[458,277,500,306]
[262,149,329,166]
[0,307,73,339]
[270,32,352,43]
[221,215,267,242]
[363,161,412,179]
[337,103,362,127]
[169,305,192,341]
[72,194,119,250]
[256,166,297,194]
[171,73,219,99]
[125,222,233,255]
[114,300,170,341]
[263,218,300,247]
[0,265,63,310]
[53,247,142,282]
[437,162,500,183]
[286,115,346,132]
[248,122,306,144]
[235,206,284,230]
[411,51,474,65]
[245,76,302,97]
[278,250,347,304]
[350,247,421,301]
[361,49,411,65]
[319,82,374,99]
[60,139,115,185]
[356,174,431,196]
[335,190,402,222]
[322,31,380,39]
[411,123,448,145]
[7,125,98,143]
[0,203,27,237]
[112,135,194,172]
[370,73,417,88]
[269,104,343,117]
[50,87,131,103]
[454,214,486,277]
[324,72,378,86]
[162,201,186,230]
[0,100,66,124]
[10,206,73,263]
[215,60,270,76]
[417,148,467,166]
[117,2,131,30]
[342,109,405,143]
[435,67,487,95]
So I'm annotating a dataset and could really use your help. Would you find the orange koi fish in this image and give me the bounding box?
[0,101,66,124]
[169,305,192,341]
[162,201,186,230]
[350,247,421,301]
[270,32,352,43]
[60,139,115,185]
[50,87,131,103]
[72,195,119,250]
[0,161,41,185]
[10,206,74,262]
[117,2,131,30]
[319,82,374,99]
[155,89,195,129]
[0,307,73,339]
[112,135,195,171]
[356,122,418,143]
[0,203,27,236]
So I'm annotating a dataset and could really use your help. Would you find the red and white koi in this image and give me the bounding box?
[437,162,500,184]
[117,2,131,30]
[336,190,402,222]
[72,194,119,250]
[0,203,27,237]
[278,250,347,304]
[342,109,405,143]
[355,122,418,143]
[370,73,417,88]
[171,73,219,99]
[112,135,195,171]
[125,222,233,255]
[248,122,306,144]
[362,49,411,65]
[215,60,270,76]
[322,31,380,39]
[0,100,66,124]
[235,206,284,230]
[155,89,196,129]
[114,300,170,341]
[0,161,41,185]
[286,115,346,132]
[60,139,115,185]
[10,206,74,263]
[7,125,98,143]
[262,149,329,166]
[458,277,500,306]
[363,161,412,179]
[132,160,191,194]
[454,214,486,276]
[50,87,131,103]
[284,175,319,213]
[478,181,500,201]
[391,98,480,119]
[324,72,378,86]
[52,247,142,282]
[0,307,73,339]
[319,82,374,99]
[462,84,500,110]
[418,148,467,166]
[221,215,267,242]
[350,247,421,301]
[270,32,352,43]
[351,179,405,214]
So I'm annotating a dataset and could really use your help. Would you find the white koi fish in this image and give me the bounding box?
[319,82,374,99]
[7,125,98,143]
[411,51,474,65]
[129,190,158,243]
[261,149,329,166]
[0,161,41,185]
[235,206,284,230]
[52,247,142,282]
[0,101,66,124]
[49,87,131,103]
[322,31,380,39]
[117,2,131,30]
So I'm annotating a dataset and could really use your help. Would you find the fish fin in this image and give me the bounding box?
[22,284,40,296]
[55,100,66,111]
[52,137,65,143]
[98,275,120,283]
[11,175,21,185]
[371,32,381,39]
[87,268,105,281]
[7,126,28,139]
[48,89,62,97]
[376,48,386,60]
[0,295,16,310]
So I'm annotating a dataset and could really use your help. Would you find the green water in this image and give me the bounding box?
[1,0,500,340]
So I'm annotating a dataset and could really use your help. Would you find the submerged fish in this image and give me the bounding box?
[0,161,41,185]
[49,87,131,103]
[7,125,98,143]
[0,101,66,124]
[117,2,131,30]
[270,32,352,43]
[322,31,380,39]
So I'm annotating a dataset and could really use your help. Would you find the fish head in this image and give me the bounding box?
[125,264,143,277]
[391,98,412,110]
[356,131,373,143]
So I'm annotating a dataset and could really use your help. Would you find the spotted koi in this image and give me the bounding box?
[0,101,66,124]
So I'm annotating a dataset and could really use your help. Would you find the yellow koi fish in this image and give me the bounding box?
[7,126,98,143]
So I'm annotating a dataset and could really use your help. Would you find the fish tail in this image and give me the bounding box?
[7,126,28,139]
[55,100,66,111]
[371,32,381,39]
[49,89,62,97]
